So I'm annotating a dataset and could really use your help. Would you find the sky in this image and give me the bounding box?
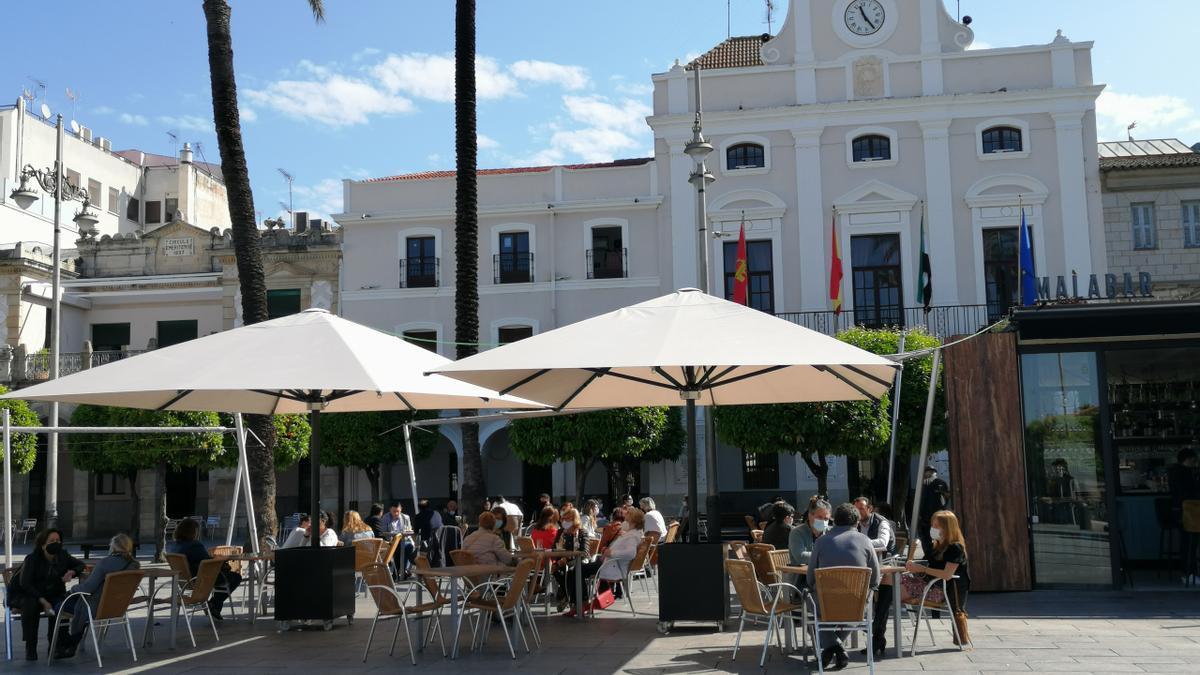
[4,0,1199,222]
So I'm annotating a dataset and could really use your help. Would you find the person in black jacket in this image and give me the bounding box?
[412,499,444,566]
[364,503,386,538]
[761,502,795,550]
[14,529,85,661]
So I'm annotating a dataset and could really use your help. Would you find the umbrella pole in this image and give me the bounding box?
[309,405,322,549]
[235,414,259,554]
[885,332,908,506]
[686,397,700,543]
[4,409,11,572]
[227,430,243,547]
[403,425,420,522]
[906,349,941,562]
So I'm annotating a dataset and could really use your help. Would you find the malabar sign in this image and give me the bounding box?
[1032,271,1153,301]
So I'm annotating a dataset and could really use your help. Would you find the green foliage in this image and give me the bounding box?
[508,407,683,467]
[0,387,41,474]
[319,411,440,470]
[69,405,225,474]
[212,413,311,470]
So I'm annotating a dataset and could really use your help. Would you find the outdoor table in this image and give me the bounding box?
[780,564,905,659]
[213,552,274,625]
[141,568,182,650]
[516,549,587,619]
[412,563,511,659]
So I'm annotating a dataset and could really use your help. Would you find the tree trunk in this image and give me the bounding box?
[203,0,278,539]
[575,459,595,503]
[155,462,168,562]
[127,470,140,545]
[337,465,346,520]
[454,0,485,522]
[365,464,381,506]
[800,451,830,499]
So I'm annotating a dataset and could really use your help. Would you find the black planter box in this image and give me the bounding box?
[273,546,356,622]
[657,542,729,628]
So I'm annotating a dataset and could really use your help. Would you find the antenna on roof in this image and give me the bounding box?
[192,141,210,168]
[727,0,731,38]
[764,0,775,33]
[28,78,46,104]
[1127,121,1137,142]
[277,168,295,229]
[65,87,79,121]
[166,130,179,158]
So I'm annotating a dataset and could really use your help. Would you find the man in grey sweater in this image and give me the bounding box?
[807,503,881,671]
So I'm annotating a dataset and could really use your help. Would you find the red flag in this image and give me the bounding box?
[732,220,748,305]
[830,213,844,315]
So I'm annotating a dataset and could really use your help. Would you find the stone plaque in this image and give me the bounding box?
[853,56,884,99]
[163,237,195,257]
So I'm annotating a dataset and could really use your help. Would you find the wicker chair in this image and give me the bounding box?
[807,566,875,675]
[141,553,196,647]
[353,538,386,594]
[628,535,656,594]
[178,558,225,644]
[726,559,801,667]
[586,538,601,557]
[902,575,971,654]
[515,536,535,554]
[663,521,680,544]
[49,570,145,668]
[461,559,537,659]
[361,562,447,664]
[747,543,780,584]
[380,535,404,572]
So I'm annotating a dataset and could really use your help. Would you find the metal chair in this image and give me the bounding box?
[49,570,145,668]
[2,566,24,661]
[588,539,651,617]
[353,538,386,594]
[747,543,780,584]
[902,575,970,654]
[807,566,875,675]
[361,562,447,664]
[178,559,225,643]
[726,558,801,667]
[461,559,538,659]
[15,518,36,544]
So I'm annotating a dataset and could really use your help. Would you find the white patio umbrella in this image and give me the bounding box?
[431,288,899,539]
[3,308,538,548]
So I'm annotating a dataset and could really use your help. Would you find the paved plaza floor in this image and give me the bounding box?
[4,567,1200,674]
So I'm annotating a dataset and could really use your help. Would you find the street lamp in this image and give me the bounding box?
[8,113,93,527]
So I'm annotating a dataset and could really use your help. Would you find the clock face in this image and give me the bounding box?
[844,0,886,36]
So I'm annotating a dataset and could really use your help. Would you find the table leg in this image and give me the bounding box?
[144,576,156,648]
[544,557,552,617]
[248,561,258,626]
[892,570,902,659]
[575,557,583,621]
[169,576,179,650]
[448,577,462,659]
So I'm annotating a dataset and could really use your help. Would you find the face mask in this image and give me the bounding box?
[930,527,943,541]
[494,521,504,531]
[812,519,828,533]
[46,542,63,555]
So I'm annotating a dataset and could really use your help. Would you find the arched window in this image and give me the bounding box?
[981,126,1023,154]
[851,135,891,162]
[726,143,766,170]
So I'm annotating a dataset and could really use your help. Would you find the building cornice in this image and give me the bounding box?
[342,276,662,302]
[334,196,663,225]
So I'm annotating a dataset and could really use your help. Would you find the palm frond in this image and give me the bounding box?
[308,0,325,22]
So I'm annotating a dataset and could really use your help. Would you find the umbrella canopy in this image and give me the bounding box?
[430,288,898,409]
[3,308,538,412]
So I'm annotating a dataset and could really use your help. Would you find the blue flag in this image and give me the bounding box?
[1019,209,1037,306]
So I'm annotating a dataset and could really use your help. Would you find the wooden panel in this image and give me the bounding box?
[944,332,1032,592]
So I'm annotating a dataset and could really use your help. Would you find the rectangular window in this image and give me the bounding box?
[850,234,903,328]
[126,196,140,222]
[741,449,779,490]
[91,323,131,351]
[497,325,533,344]
[1131,203,1156,250]
[982,227,1031,323]
[64,169,81,190]
[266,289,302,319]
[87,178,101,206]
[145,200,162,224]
[402,329,439,353]
[164,197,179,222]
[107,187,120,214]
[588,226,626,279]
[723,238,774,313]
[1183,201,1200,248]
[95,473,126,496]
[403,236,438,287]
[156,320,198,348]
[495,231,532,283]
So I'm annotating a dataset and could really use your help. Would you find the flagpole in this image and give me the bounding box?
[885,331,906,506]
[1016,194,1024,308]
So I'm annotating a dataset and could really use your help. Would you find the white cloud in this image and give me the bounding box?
[510,60,590,90]
[157,114,212,132]
[372,53,518,103]
[966,40,993,51]
[426,153,443,165]
[513,95,653,166]
[92,105,115,115]
[291,177,343,220]
[562,95,651,135]
[244,74,413,127]
[1096,89,1200,141]
[477,133,500,150]
[240,107,258,123]
[610,76,654,96]
[119,113,148,126]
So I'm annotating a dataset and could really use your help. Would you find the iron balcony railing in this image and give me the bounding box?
[586,248,628,279]
[399,257,439,288]
[774,304,993,340]
[18,349,146,380]
[494,252,534,284]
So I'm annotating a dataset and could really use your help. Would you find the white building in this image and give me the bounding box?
[336,0,1107,512]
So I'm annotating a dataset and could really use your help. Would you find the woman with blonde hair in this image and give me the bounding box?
[340,510,374,545]
[903,510,972,646]
[54,534,141,659]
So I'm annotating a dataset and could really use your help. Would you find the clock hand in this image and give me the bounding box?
[859,5,877,30]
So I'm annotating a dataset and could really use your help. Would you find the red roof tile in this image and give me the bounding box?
[364,157,653,183]
[687,34,770,71]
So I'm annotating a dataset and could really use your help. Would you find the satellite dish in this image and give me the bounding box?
[70,120,80,134]
[40,103,51,119]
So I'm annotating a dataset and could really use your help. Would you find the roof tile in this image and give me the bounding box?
[686,34,770,71]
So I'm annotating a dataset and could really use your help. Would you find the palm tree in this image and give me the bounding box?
[201,0,324,538]
[454,0,485,520]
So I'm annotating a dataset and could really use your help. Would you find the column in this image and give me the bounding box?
[667,139,697,291]
[792,128,826,310]
[1053,111,1093,279]
[919,0,945,95]
[920,120,960,306]
[792,0,817,104]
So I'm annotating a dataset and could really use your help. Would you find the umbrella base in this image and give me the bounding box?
[657,542,729,627]
[273,546,356,622]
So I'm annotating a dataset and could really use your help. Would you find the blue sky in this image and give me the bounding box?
[4,0,1198,221]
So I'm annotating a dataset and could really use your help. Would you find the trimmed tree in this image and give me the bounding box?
[0,386,42,474]
[69,405,224,560]
[319,411,439,505]
[508,408,685,501]
[212,413,311,471]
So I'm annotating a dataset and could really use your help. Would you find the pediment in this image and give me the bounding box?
[142,219,214,240]
[265,260,321,278]
[834,180,918,210]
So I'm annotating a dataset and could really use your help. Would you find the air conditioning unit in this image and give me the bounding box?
[308,218,322,232]
[97,137,112,152]
[80,126,92,142]
[294,211,309,233]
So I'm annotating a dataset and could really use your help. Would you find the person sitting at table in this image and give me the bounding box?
[789,498,832,567]
[580,499,601,538]
[640,497,666,538]
[55,534,142,660]
[340,510,375,546]
[441,499,461,527]
[530,505,560,549]
[364,504,386,538]
[762,501,796,550]
[597,506,627,554]
[550,507,591,610]
[808,504,880,671]
[489,505,516,551]
[854,496,896,557]
[902,509,971,647]
[462,511,515,566]
[413,499,444,565]
[282,511,339,548]
[13,528,86,661]
[565,508,645,614]
[167,519,241,621]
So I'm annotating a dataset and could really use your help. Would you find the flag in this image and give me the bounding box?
[916,206,932,314]
[1019,208,1037,306]
[732,218,749,305]
[829,213,843,315]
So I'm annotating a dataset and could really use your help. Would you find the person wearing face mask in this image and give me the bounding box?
[761,502,795,550]
[13,529,86,661]
[808,504,881,671]
[461,511,515,566]
[566,508,646,614]
[918,464,950,560]
[904,510,972,646]
[789,498,832,572]
[551,508,591,611]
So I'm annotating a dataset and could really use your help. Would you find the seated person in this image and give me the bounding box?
[55,534,142,660]
[789,498,832,566]
[490,506,516,551]
[340,510,375,546]
[364,504,386,538]
[551,507,592,610]
[461,511,515,566]
[167,519,242,621]
[597,507,627,554]
[14,528,86,662]
[566,508,646,613]
[529,505,560,550]
[901,510,971,647]
[412,499,444,565]
[761,502,796,551]
[807,504,880,671]
[281,511,339,548]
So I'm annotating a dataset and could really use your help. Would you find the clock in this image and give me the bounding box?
[844,0,886,36]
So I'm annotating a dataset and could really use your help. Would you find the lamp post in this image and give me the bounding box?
[684,67,720,542]
[9,114,100,527]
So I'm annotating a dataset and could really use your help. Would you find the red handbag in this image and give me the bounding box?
[590,587,616,611]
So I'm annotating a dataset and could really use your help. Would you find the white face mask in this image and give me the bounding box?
[930,527,943,541]
[812,519,829,533]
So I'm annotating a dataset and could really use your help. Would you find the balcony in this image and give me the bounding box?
[399,257,439,288]
[494,252,534,284]
[1,346,147,384]
[587,248,627,279]
[775,304,993,340]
